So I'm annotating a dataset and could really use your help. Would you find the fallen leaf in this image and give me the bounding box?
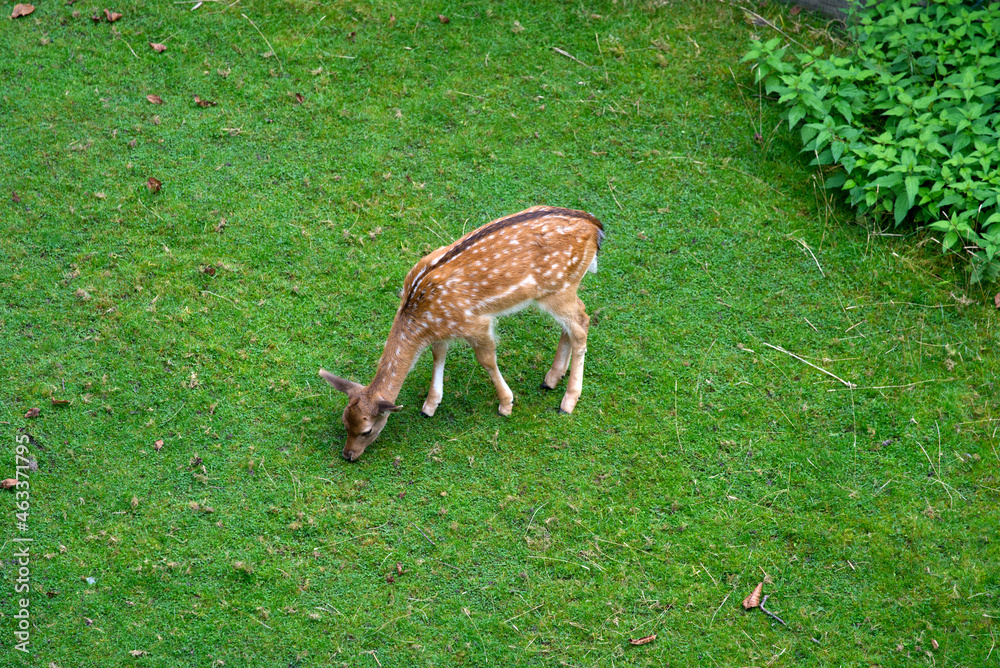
[995,292,1000,309]
[790,5,802,16]
[629,634,656,645]
[51,398,71,406]
[146,177,162,193]
[154,439,164,451]
[128,650,147,657]
[194,95,217,107]
[25,407,40,419]
[743,582,764,609]
[12,191,21,203]
[386,573,395,584]
[512,20,525,33]
[294,92,304,104]
[149,42,166,53]
[396,562,403,575]
[202,265,216,276]
[146,94,163,104]
[11,4,35,19]
[104,9,122,22]
[91,13,101,23]
[438,14,450,24]
[931,639,939,650]
[1,479,18,490]
[131,495,138,508]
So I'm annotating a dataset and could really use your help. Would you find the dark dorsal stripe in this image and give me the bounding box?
[402,207,603,312]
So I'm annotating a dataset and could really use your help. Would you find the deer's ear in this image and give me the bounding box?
[319,369,364,395]
[376,400,403,414]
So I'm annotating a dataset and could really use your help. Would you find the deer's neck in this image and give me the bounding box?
[368,316,425,402]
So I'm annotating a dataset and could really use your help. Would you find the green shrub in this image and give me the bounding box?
[743,0,1000,283]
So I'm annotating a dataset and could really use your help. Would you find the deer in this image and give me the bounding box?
[319,206,605,461]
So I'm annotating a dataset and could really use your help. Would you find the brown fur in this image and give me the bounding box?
[320,206,604,461]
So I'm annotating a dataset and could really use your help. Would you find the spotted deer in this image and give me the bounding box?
[320,206,605,461]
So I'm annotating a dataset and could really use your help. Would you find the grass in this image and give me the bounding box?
[2,0,998,665]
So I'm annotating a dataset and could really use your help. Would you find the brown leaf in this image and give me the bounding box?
[146,94,163,105]
[438,14,450,24]
[294,92,304,104]
[11,4,35,19]
[202,265,216,276]
[11,191,21,203]
[1,479,18,490]
[146,177,162,193]
[194,95,217,107]
[386,573,395,584]
[25,407,40,419]
[129,650,147,657]
[995,292,1000,309]
[154,439,164,451]
[396,562,403,575]
[149,42,166,53]
[91,13,101,23]
[790,5,802,16]
[743,582,764,609]
[51,398,71,406]
[104,9,122,22]
[629,634,656,645]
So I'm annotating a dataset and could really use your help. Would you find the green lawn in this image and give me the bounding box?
[2,0,998,666]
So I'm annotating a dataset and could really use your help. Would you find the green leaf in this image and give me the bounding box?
[825,172,848,189]
[904,175,919,207]
[894,191,911,225]
[787,105,807,130]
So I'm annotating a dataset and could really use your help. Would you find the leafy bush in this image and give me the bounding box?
[743,0,1000,282]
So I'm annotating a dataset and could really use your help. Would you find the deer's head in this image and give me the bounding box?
[319,369,401,461]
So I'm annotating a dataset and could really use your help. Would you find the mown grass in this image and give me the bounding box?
[1,0,998,666]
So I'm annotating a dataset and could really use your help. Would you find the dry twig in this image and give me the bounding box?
[762,342,856,388]
[759,594,787,626]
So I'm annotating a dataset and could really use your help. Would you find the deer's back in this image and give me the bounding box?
[399,207,603,324]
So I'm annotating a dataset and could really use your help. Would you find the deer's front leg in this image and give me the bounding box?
[467,328,514,416]
[421,340,449,417]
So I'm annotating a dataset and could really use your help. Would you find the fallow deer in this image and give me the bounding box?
[320,206,605,461]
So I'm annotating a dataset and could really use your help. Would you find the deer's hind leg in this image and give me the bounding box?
[542,330,572,390]
[538,292,590,414]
